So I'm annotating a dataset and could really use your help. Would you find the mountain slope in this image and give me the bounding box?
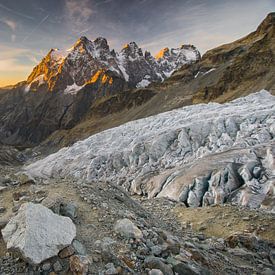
[25,37,199,92]
[36,12,275,151]
[0,38,199,147]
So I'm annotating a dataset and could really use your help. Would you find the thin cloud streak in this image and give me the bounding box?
[0,3,34,20]
[22,14,49,43]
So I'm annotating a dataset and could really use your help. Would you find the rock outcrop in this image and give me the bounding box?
[1,203,76,264]
[32,13,275,151]
[0,37,199,147]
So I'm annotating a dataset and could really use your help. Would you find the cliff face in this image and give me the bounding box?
[35,13,275,151]
[0,36,199,147]
[0,14,274,149]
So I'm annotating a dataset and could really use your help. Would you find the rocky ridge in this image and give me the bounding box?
[0,37,199,147]
[25,37,199,92]
[31,12,275,152]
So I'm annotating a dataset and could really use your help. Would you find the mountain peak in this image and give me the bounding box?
[121,42,143,57]
[94,37,109,48]
[256,12,275,34]
[155,47,169,59]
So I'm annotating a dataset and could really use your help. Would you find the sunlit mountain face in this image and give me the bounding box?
[0,0,274,87]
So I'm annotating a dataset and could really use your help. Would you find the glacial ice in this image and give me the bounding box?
[24,90,275,209]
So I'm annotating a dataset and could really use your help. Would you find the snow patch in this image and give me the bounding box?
[136,79,151,88]
[64,83,84,94]
[203,68,216,76]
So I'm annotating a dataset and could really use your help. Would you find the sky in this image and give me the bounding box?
[0,0,274,87]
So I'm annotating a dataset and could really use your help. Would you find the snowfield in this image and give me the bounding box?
[25,90,275,209]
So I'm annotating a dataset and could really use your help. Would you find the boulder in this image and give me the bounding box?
[144,256,173,275]
[69,255,89,275]
[114,218,143,239]
[1,202,76,264]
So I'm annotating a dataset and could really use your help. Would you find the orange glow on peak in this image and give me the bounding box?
[101,74,108,84]
[155,47,169,59]
[85,70,113,86]
[89,70,103,84]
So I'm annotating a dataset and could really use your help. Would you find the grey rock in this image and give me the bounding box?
[42,262,51,271]
[72,239,87,255]
[149,269,164,275]
[1,202,76,264]
[173,263,198,275]
[114,218,143,239]
[150,245,163,256]
[144,256,173,275]
[53,260,63,272]
[60,202,77,220]
[105,263,118,274]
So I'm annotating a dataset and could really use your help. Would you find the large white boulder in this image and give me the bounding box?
[1,202,76,264]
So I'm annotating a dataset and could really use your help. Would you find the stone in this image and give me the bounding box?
[166,235,181,255]
[72,240,87,255]
[144,256,173,275]
[69,255,89,275]
[0,207,6,213]
[173,263,198,275]
[42,262,51,271]
[53,260,63,272]
[149,269,164,275]
[150,245,163,256]
[1,202,76,264]
[114,218,143,239]
[59,245,75,258]
[226,234,258,250]
[105,263,118,274]
[42,194,63,214]
[12,191,29,201]
[95,237,116,251]
[60,202,77,220]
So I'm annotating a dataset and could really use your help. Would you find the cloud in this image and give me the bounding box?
[0,3,34,20]
[0,45,43,70]
[22,14,49,43]
[11,34,16,42]
[1,19,17,31]
[65,0,93,32]
[0,58,33,73]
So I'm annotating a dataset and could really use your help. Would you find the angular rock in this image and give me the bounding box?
[173,263,198,275]
[114,218,143,239]
[59,245,75,258]
[149,269,164,275]
[53,260,63,272]
[60,202,77,220]
[72,240,87,255]
[1,202,76,264]
[144,256,173,275]
[69,255,89,275]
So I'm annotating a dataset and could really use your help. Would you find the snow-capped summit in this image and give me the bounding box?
[156,45,201,77]
[25,37,200,92]
[120,42,143,58]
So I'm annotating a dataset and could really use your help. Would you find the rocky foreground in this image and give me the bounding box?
[0,173,274,275]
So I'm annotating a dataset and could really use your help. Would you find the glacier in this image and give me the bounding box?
[24,90,275,210]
